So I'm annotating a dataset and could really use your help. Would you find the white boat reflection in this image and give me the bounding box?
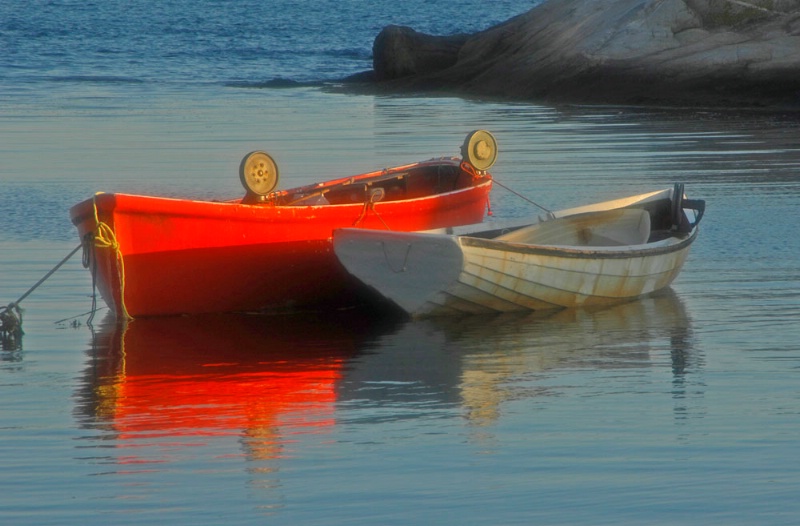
[337,288,697,428]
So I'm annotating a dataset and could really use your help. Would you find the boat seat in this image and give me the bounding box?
[286,189,330,205]
[318,172,408,205]
[365,172,407,187]
[365,172,407,201]
[496,208,651,247]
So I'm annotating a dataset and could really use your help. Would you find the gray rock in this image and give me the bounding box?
[367,0,800,108]
[373,25,469,81]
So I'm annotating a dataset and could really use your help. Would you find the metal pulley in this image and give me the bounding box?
[239,151,280,197]
[461,130,498,171]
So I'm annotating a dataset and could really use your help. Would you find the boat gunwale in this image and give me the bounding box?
[459,227,698,260]
[263,156,466,197]
[69,164,493,225]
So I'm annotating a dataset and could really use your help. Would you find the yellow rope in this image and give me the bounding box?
[93,222,119,250]
[92,320,129,420]
[92,194,132,320]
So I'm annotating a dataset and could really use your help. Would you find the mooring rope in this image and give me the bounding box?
[82,232,100,326]
[1,194,133,346]
[1,241,84,346]
[14,242,84,307]
[54,308,107,326]
[492,179,555,218]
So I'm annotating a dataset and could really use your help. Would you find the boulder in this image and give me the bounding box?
[367,0,800,108]
[373,25,469,81]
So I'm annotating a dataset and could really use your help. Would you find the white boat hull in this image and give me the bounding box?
[334,187,703,317]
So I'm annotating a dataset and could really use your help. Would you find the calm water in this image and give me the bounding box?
[2,1,800,524]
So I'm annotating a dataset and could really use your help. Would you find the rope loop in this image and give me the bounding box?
[353,189,392,230]
[81,232,94,269]
[381,241,412,273]
[93,221,120,250]
[460,161,481,178]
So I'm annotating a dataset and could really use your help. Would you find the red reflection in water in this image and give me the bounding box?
[86,312,375,464]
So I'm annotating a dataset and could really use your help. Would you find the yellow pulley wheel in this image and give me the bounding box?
[239,151,280,196]
[461,130,498,171]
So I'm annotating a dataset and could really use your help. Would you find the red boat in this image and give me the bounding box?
[70,131,497,318]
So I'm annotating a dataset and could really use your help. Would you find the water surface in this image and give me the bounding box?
[2,0,800,524]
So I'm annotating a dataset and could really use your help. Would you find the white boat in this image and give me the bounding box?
[333,184,705,317]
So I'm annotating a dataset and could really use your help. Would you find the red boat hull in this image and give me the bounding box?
[70,158,492,317]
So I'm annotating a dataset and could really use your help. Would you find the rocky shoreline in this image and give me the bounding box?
[344,0,800,109]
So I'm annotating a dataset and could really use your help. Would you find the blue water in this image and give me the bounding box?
[1,0,531,87]
[3,1,800,525]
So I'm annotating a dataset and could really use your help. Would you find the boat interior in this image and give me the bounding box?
[239,130,498,206]
[279,163,477,206]
[471,186,705,248]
